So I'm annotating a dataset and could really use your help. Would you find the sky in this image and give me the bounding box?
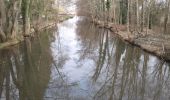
[54,0,76,14]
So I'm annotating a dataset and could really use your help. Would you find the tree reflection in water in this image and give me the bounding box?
[0,17,170,100]
[76,17,170,100]
[0,29,59,100]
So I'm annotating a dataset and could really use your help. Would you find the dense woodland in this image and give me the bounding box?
[1,0,170,43]
[77,0,170,35]
[0,0,59,43]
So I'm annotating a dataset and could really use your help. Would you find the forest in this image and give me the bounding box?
[0,0,55,41]
[77,0,170,60]
[0,0,73,49]
[77,0,170,34]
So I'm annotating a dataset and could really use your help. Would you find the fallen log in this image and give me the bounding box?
[0,39,22,49]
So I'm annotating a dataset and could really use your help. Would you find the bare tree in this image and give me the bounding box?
[164,0,170,34]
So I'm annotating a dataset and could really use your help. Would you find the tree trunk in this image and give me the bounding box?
[0,0,7,41]
[127,0,130,32]
[11,0,22,39]
[141,0,144,32]
[164,0,170,34]
[149,13,152,29]
[112,0,116,24]
[22,0,31,36]
[136,0,139,29]
[0,26,6,42]
[0,0,6,29]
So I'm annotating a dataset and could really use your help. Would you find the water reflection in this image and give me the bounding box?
[75,17,170,100]
[0,17,170,100]
[0,30,53,100]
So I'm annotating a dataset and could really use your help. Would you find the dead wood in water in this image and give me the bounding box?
[0,39,22,49]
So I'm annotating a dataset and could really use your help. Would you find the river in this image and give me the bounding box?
[0,17,170,100]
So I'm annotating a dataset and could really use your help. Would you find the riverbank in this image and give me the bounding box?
[92,19,170,61]
[0,15,73,50]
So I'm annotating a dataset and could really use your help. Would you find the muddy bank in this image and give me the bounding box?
[92,19,170,61]
[0,15,73,50]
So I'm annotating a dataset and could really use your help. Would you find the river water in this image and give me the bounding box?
[0,17,170,100]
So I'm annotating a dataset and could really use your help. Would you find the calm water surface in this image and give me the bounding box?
[0,17,170,100]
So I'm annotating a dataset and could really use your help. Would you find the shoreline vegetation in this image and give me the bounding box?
[0,0,74,49]
[0,15,73,50]
[76,0,170,61]
[92,19,170,61]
